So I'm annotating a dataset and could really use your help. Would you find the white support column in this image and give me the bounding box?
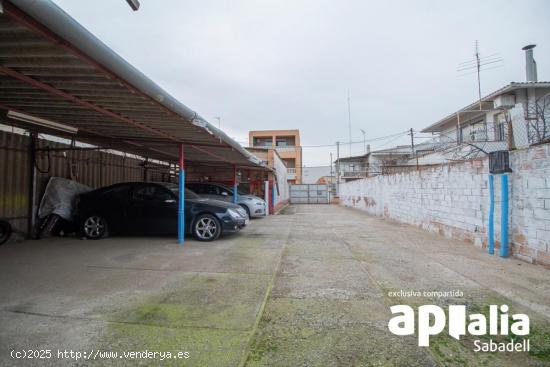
[264,180,270,216]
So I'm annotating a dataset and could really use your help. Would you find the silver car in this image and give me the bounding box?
[186,183,266,218]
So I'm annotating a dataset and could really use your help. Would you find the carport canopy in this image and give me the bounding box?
[0,0,266,169]
[0,0,269,244]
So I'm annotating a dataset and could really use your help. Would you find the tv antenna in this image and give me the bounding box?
[457,41,503,110]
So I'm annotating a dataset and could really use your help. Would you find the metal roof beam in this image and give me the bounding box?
[0,64,182,143]
[2,1,263,168]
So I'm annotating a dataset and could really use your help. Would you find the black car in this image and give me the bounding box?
[76,182,248,241]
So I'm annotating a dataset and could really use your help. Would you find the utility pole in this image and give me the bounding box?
[360,129,366,154]
[336,141,340,196]
[347,90,352,157]
[214,116,222,143]
[409,128,415,155]
[330,152,333,178]
[329,152,333,203]
[475,40,482,110]
[214,116,221,129]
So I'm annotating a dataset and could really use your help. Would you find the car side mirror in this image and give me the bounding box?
[221,192,228,196]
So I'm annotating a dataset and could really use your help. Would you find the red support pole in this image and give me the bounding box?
[233,164,238,204]
[269,181,274,215]
[179,144,185,170]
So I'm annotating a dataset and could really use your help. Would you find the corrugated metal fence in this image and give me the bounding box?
[0,130,173,236]
[289,184,329,204]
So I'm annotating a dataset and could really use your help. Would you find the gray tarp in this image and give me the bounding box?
[38,177,91,220]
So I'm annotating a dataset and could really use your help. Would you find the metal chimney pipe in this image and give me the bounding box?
[522,44,537,82]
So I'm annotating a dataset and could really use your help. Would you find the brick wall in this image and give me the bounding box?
[339,143,550,266]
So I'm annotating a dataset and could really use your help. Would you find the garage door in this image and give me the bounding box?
[289,184,329,204]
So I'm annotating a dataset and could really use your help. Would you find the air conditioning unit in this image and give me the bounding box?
[493,94,515,109]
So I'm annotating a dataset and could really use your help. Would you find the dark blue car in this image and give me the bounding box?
[76,182,248,241]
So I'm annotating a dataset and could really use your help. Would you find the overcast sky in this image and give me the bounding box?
[52,0,550,166]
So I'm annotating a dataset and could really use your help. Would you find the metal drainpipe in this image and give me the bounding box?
[488,174,495,255]
[500,174,509,257]
[178,144,185,245]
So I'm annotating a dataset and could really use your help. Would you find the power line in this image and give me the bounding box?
[299,130,409,148]
[234,129,411,154]
[370,133,408,150]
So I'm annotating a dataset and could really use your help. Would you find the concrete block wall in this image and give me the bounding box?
[509,144,550,265]
[339,143,550,266]
[269,148,290,213]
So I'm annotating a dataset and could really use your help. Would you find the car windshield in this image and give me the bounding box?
[158,183,200,199]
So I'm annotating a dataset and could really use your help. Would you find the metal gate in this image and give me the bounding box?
[289,184,329,204]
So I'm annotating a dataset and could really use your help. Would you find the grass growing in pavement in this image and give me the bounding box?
[427,295,550,366]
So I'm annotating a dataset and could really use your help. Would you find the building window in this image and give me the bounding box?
[460,119,486,143]
[495,122,505,141]
[254,137,272,147]
[470,120,487,141]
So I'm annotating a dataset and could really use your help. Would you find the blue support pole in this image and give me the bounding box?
[178,144,185,245]
[488,175,495,255]
[500,174,509,257]
[233,165,238,204]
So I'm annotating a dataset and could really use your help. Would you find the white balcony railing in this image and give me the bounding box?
[275,146,299,153]
[287,167,296,174]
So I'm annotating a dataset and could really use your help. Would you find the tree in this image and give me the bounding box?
[526,93,550,145]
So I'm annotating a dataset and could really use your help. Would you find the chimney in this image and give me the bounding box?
[522,44,537,82]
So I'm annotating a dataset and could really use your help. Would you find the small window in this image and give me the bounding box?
[495,122,505,141]
[494,113,507,142]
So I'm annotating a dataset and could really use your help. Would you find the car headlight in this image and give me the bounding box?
[228,208,245,219]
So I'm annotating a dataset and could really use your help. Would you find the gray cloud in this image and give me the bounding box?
[53,0,550,165]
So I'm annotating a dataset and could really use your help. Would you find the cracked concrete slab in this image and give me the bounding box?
[1,205,549,366]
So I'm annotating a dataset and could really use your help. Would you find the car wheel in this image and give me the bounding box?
[0,219,11,246]
[239,204,251,218]
[193,214,221,241]
[82,215,108,239]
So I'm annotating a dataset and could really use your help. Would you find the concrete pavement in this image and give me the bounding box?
[0,205,549,366]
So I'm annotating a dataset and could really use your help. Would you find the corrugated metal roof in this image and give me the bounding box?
[0,1,265,168]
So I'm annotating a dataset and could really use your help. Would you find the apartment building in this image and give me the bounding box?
[249,129,303,184]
